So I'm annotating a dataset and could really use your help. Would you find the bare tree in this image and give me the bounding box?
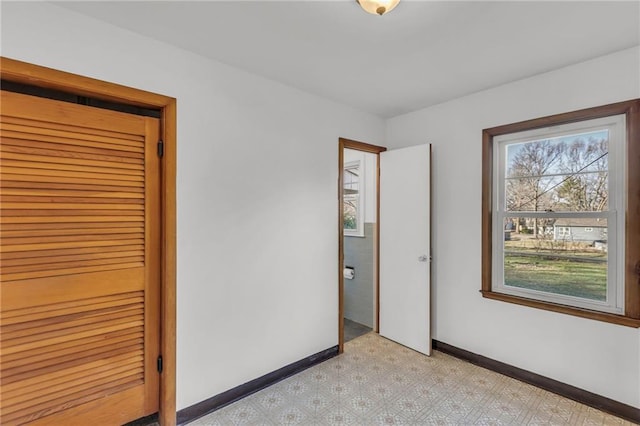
[556,136,608,212]
[506,140,564,237]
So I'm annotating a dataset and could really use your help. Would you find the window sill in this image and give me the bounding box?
[480,290,640,328]
[344,234,366,238]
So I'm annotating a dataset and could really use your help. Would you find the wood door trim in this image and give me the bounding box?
[338,138,386,353]
[1,57,177,426]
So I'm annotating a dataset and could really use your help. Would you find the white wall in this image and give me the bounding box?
[386,46,640,408]
[0,2,385,410]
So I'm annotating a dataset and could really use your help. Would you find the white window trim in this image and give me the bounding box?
[491,114,626,315]
[344,160,365,237]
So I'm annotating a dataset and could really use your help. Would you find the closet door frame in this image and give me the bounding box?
[0,56,178,426]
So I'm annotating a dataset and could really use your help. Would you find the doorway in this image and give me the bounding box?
[338,138,386,353]
[339,139,432,356]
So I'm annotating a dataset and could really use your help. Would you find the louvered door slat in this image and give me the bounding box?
[2,173,144,188]
[2,304,144,337]
[0,221,143,230]
[1,329,142,363]
[4,371,143,424]
[2,334,143,374]
[1,196,144,205]
[2,115,146,140]
[2,203,143,211]
[1,159,144,177]
[1,333,143,375]
[0,90,160,425]
[3,317,144,357]
[2,123,145,148]
[1,137,145,160]
[2,233,144,244]
[1,130,145,154]
[1,166,145,182]
[0,245,144,263]
[1,295,144,326]
[0,180,145,193]
[2,250,143,268]
[0,189,144,200]
[2,239,144,252]
[1,216,143,225]
[4,364,144,414]
[3,344,144,388]
[1,226,143,238]
[1,210,144,218]
[0,149,145,171]
[10,378,143,426]
[2,326,142,360]
[1,347,143,395]
[2,255,144,274]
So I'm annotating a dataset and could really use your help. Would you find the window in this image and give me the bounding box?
[482,100,640,327]
[344,160,365,236]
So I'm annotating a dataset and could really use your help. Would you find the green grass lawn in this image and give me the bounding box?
[504,253,607,301]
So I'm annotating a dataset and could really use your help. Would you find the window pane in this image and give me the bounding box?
[506,129,608,179]
[505,172,608,212]
[344,197,358,230]
[344,167,359,194]
[344,162,361,232]
[505,176,560,212]
[554,172,608,212]
[506,138,565,179]
[505,130,609,213]
[503,217,608,301]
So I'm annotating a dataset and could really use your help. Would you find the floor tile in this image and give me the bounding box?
[187,333,633,426]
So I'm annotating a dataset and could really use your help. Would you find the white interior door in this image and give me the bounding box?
[379,144,431,355]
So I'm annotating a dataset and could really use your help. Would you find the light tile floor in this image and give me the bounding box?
[188,333,634,425]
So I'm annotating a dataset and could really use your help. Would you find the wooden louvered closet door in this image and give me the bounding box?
[0,90,161,425]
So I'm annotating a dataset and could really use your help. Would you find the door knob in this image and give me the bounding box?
[418,255,429,262]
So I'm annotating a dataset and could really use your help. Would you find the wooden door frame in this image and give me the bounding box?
[338,138,386,353]
[0,57,178,426]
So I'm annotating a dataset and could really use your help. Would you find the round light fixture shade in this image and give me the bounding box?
[357,0,400,16]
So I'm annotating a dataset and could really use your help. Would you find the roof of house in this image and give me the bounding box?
[554,218,606,227]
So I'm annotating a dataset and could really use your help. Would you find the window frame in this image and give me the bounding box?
[492,115,624,314]
[481,99,640,327]
[343,160,365,237]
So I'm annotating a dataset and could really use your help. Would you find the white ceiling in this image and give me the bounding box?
[55,1,640,118]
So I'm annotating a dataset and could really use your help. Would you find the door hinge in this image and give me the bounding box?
[157,355,163,374]
[157,140,164,158]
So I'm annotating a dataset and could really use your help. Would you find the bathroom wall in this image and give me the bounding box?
[343,149,377,328]
[344,222,376,328]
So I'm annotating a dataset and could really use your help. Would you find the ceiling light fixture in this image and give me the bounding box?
[356,0,400,16]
